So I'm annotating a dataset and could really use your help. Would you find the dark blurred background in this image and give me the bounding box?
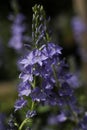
[0,0,87,129]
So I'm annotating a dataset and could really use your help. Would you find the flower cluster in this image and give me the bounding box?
[14,4,81,130]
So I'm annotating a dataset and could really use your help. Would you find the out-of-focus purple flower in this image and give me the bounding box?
[8,13,26,51]
[66,74,80,88]
[48,115,59,125]
[71,16,86,43]
[14,13,26,24]
[58,82,77,108]
[14,98,27,111]
[9,35,23,50]
[48,112,67,125]
[58,82,73,97]
[56,112,67,122]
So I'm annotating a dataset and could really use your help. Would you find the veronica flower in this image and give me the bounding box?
[66,74,80,88]
[14,5,82,130]
[42,42,62,58]
[14,97,27,111]
[20,49,48,67]
[19,71,33,82]
[30,87,47,102]
[18,82,31,96]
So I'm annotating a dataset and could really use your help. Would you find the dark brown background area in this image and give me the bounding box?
[0,0,73,18]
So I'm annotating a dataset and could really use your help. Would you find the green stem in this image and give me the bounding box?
[19,77,36,130]
[52,64,60,87]
[18,118,32,130]
[30,76,36,110]
[29,75,36,89]
[31,101,35,110]
[69,106,79,124]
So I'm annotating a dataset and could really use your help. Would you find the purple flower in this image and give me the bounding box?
[42,42,62,57]
[56,112,67,122]
[14,13,25,24]
[66,75,80,88]
[58,82,73,97]
[30,87,47,102]
[15,5,80,127]
[48,112,67,125]
[9,35,23,50]
[19,65,33,82]
[19,71,33,82]
[14,98,27,111]
[71,16,86,43]
[19,49,48,67]
[18,82,31,96]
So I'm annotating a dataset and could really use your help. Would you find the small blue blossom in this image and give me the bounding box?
[18,82,31,96]
[66,74,80,88]
[19,65,33,82]
[48,112,67,125]
[42,42,62,58]
[30,87,47,102]
[14,98,27,111]
[20,49,48,67]
[58,82,73,97]
[56,112,67,122]
[19,71,33,82]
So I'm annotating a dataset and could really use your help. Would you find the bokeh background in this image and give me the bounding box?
[0,0,87,129]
